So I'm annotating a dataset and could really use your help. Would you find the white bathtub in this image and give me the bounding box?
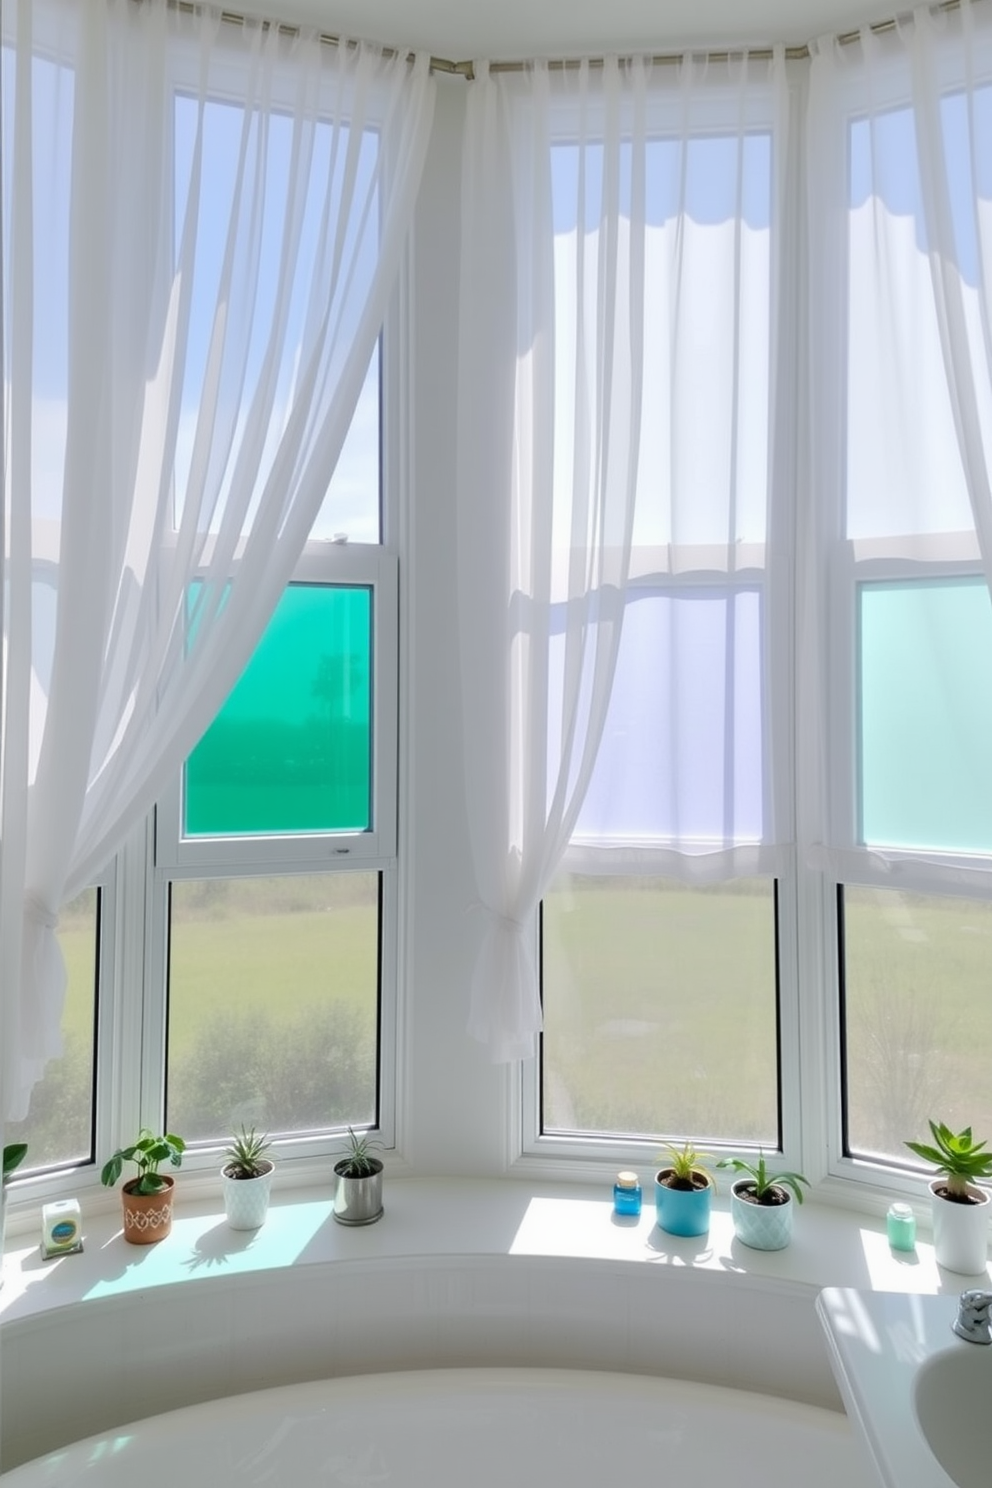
[4,1367,877,1487]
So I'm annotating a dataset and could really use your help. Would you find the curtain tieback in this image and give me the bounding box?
[465,902,528,937]
[25,897,59,932]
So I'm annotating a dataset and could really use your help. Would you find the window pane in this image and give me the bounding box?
[570,590,765,849]
[542,875,778,1143]
[842,885,992,1162]
[859,579,992,852]
[166,874,378,1142]
[174,94,381,543]
[846,110,973,539]
[5,889,98,1171]
[185,585,372,837]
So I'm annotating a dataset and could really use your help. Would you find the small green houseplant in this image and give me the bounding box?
[905,1121,992,1199]
[718,1153,810,1251]
[1,1143,28,1281]
[655,1140,715,1238]
[101,1128,185,1246]
[221,1127,275,1231]
[905,1119,992,1275]
[332,1126,384,1227]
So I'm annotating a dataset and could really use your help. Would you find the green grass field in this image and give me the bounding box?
[9,877,378,1163]
[11,876,992,1169]
[543,878,779,1142]
[543,878,992,1156]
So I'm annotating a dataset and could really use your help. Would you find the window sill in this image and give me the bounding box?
[1,1174,978,1325]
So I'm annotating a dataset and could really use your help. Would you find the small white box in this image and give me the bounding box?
[41,1198,83,1259]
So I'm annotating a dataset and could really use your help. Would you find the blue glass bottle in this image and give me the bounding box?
[613,1171,642,1217]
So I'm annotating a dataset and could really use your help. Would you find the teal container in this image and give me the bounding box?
[655,1172,713,1237]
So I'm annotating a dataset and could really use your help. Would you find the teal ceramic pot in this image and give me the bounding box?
[655,1169,713,1237]
[730,1179,794,1250]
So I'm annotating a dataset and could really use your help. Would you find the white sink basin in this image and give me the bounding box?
[817,1288,992,1488]
[912,1344,992,1488]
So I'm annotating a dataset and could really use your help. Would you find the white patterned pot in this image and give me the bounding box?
[121,1175,176,1245]
[930,1178,990,1275]
[730,1179,794,1250]
[222,1160,275,1231]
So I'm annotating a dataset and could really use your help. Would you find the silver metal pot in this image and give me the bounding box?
[332,1158,384,1226]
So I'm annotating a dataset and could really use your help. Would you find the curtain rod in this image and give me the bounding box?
[176,0,967,78]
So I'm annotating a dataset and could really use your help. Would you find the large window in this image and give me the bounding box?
[4,12,400,1188]
[157,558,397,1148]
[11,549,397,1185]
[815,27,992,1185]
[537,70,792,1155]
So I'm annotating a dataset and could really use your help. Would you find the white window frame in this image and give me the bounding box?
[147,535,399,1158]
[823,537,990,1187]
[514,70,805,1178]
[155,544,398,872]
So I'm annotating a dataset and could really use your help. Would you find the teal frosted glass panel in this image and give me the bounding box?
[859,579,992,851]
[185,586,371,836]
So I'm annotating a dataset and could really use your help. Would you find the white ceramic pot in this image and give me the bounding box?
[929,1178,990,1275]
[222,1159,275,1230]
[730,1179,794,1251]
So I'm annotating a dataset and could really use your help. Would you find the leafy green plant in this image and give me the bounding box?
[718,1152,810,1205]
[905,1119,992,1199]
[336,1125,383,1178]
[223,1126,272,1180]
[657,1140,714,1191]
[100,1129,185,1195]
[3,1143,28,1183]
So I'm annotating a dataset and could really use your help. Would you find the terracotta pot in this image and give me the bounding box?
[121,1175,176,1245]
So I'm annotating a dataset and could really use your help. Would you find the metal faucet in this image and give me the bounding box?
[952,1289,992,1345]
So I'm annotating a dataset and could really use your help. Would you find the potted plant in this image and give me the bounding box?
[905,1119,991,1275]
[221,1126,275,1231]
[3,1143,28,1183]
[1,1144,28,1278]
[100,1128,185,1245]
[718,1153,810,1251]
[655,1140,715,1238]
[332,1126,384,1227]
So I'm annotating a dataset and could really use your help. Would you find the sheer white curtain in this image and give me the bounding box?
[457,52,789,1060]
[806,0,992,889]
[0,0,434,1118]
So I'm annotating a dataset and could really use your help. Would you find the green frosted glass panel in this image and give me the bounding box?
[185,586,371,836]
[859,579,992,852]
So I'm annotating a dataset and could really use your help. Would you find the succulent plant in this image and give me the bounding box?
[657,1139,714,1191]
[718,1152,809,1205]
[905,1120,992,1200]
[223,1126,273,1180]
[336,1125,383,1178]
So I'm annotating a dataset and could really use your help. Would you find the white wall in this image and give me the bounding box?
[402,76,514,1177]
